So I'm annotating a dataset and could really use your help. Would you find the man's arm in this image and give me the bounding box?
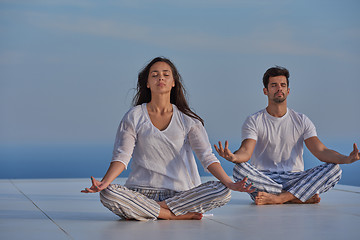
[305,136,360,164]
[214,139,256,163]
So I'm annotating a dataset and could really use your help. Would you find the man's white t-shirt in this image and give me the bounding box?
[242,108,317,172]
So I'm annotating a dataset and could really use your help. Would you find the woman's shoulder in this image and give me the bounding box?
[121,104,146,124]
[126,104,143,115]
[121,104,139,118]
[173,105,203,135]
[174,105,201,124]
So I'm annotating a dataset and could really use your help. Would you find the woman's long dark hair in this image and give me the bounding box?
[132,57,204,125]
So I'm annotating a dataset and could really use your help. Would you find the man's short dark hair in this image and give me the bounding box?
[263,66,290,89]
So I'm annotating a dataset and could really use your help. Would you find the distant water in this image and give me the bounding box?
[1,140,359,187]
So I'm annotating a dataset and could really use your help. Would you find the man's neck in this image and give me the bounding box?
[266,103,287,118]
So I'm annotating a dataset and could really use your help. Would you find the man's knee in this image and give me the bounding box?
[330,164,342,183]
[333,164,342,175]
[233,163,243,179]
[324,163,342,179]
[233,162,251,181]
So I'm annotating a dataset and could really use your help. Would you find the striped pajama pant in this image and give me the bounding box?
[233,162,342,202]
[100,181,231,221]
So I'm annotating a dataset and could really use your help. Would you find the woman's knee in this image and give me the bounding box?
[99,187,116,209]
[207,181,232,204]
[99,185,160,220]
[99,185,129,213]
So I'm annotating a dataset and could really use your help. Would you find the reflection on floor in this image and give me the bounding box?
[1,177,359,240]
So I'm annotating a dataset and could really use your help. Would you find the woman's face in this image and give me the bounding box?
[147,61,175,95]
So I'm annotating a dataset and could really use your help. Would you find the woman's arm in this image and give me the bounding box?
[81,110,137,193]
[207,162,255,193]
[187,122,255,192]
[81,161,126,193]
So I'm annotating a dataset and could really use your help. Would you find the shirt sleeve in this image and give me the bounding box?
[303,115,317,140]
[241,116,258,141]
[111,113,137,169]
[188,122,220,170]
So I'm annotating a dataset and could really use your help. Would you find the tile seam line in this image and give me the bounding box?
[9,179,74,240]
[203,216,244,231]
[333,188,360,194]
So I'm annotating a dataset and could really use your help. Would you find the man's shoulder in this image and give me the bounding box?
[287,108,310,120]
[248,109,266,119]
[242,109,266,128]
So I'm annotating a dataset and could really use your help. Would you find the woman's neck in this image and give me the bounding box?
[147,95,172,113]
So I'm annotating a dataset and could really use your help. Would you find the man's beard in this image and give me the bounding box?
[273,92,287,103]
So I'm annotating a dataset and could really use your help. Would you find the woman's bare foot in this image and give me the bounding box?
[158,209,203,220]
[158,201,169,209]
[157,201,203,220]
[168,212,203,220]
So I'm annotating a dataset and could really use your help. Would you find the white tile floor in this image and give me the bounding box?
[1,177,359,240]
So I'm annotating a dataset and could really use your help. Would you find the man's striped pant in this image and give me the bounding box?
[233,162,342,202]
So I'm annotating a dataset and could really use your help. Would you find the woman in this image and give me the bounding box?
[82,57,254,220]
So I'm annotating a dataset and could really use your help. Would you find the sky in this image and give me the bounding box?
[1,1,359,166]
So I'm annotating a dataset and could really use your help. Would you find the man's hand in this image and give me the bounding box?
[214,141,238,163]
[345,143,360,164]
[226,176,256,193]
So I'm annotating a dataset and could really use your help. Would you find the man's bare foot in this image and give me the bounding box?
[287,194,321,204]
[255,192,285,205]
[255,192,321,205]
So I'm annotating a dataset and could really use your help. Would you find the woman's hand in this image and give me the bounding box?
[226,176,256,193]
[81,176,109,193]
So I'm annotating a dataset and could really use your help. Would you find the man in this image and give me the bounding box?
[215,66,360,205]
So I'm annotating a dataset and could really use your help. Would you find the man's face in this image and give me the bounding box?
[263,76,289,103]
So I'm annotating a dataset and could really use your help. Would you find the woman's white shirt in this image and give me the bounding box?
[111,103,219,191]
